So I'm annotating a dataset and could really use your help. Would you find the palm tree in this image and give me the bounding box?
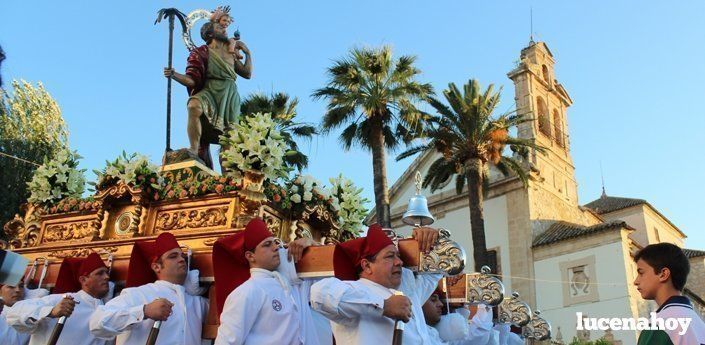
[396,79,544,271]
[312,46,434,227]
[240,92,317,171]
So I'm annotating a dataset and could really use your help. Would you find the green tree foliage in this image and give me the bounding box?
[313,46,434,227]
[0,80,69,233]
[397,79,543,270]
[568,337,612,345]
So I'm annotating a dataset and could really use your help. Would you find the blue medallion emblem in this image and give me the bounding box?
[272,299,282,311]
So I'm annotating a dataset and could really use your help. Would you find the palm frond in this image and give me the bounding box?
[311,86,345,100]
[496,156,530,186]
[395,143,432,161]
[321,106,357,132]
[284,151,309,172]
[315,45,434,158]
[339,122,359,150]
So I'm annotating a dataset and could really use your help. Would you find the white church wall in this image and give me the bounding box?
[601,207,650,247]
[600,205,684,247]
[391,194,513,289]
[534,239,637,345]
[642,206,684,247]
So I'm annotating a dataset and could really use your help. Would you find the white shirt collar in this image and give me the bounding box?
[358,278,395,298]
[154,279,186,293]
[66,289,104,308]
[250,268,290,292]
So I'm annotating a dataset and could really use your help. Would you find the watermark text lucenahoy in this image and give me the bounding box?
[576,312,691,335]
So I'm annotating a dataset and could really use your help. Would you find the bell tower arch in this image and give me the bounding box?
[507,41,578,205]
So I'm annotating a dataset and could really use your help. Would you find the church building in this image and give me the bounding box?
[374,41,705,344]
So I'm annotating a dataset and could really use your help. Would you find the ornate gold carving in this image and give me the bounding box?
[301,205,340,229]
[292,222,313,241]
[131,204,143,235]
[115,211,135,236]
[94,182,142,201]
[498,292,532,327]
[295,204,344,242]
[93,182,146,239]
[22,223,41,248]
[421,229,466,276]
[260,208,283,237]
[160,167,212,187]
[3,214,24,240]
[42,221,96,244]
[240,170,265,202]
[466,266,505,306]
[2,203,44,248]
[155,205,229,232]
[49,246,118,258]
[203,238,217,246]
[2,215,26,249]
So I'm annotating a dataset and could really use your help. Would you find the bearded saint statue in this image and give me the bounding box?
[164,6,253,169]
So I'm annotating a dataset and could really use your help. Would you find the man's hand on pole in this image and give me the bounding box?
[383,294,412,323]
[144,298,173,321]
[49,296,76,318]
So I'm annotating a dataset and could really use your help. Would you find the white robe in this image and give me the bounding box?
[310,268,441,345]
[0,306,30,345]
[6,290,110,345]
[89,280,208,345]
[215,269,302,345]
[494,324,523,345]
[215,248,330,345]
[429,306,494,344]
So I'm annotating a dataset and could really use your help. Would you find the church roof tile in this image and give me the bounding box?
[532,220,632,247]
[583,195,647,214]
[683,248,705,259]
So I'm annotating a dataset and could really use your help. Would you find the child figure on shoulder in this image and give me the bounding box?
[211,6,244,60]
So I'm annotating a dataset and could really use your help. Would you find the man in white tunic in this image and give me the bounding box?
[310,224,443,344]
[1,279,30,345]
[422,292,494,344]
[90,232,208,345]
[213,218,325,345]
[7,252,112,345]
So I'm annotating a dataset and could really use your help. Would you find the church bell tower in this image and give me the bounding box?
[507,41,578,205]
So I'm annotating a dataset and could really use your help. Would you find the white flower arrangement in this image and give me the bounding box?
[27,149,86,204]
[92,151,162,190]
[220,112,291,182]
[288,174,330,204]
[329,174,369,237]
[274,174,338,215]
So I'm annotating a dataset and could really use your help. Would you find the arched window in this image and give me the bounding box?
[542,65,550,83]
[553,109,564,147]
[536,97,551,137]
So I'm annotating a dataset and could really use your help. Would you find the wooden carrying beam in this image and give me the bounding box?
[445,274,469,303]
[295,238,420,278]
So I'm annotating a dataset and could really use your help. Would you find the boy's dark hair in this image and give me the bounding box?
[634,243,689,291]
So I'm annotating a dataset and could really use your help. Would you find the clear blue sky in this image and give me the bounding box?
[1,1,703,247]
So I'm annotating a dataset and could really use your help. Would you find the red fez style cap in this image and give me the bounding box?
[213,218,273,314]
[333,224,395,281]
[54,252,108,294]
[126,232,181,288]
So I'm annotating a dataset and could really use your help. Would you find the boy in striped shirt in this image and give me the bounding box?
[634,243,705,345]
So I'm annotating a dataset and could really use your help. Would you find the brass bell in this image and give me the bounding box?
[402,172,435,226]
